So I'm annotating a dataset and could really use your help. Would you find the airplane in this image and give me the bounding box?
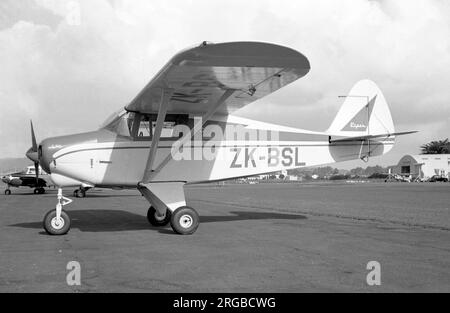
[1,165,51,195]
[25,41,416,236]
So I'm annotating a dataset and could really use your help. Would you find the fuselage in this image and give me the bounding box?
[36,113,394,188]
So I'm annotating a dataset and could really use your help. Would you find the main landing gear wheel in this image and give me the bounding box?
[170,206,200,235]
[147,206,172,227]
[43,209,71,235]
[5,189,11,195]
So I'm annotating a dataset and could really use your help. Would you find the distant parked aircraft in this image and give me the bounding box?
[1,165,53,195]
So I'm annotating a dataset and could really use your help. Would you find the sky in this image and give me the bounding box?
[0,0,449,169]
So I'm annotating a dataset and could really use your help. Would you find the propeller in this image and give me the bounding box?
[25,120,40,185]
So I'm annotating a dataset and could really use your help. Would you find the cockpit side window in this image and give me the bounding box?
[133,114,190,141]
[103,111,191,140]
[135,114,153,139]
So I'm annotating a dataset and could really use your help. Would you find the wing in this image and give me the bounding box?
[125,41,310,115]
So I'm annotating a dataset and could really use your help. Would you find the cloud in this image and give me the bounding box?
[0,0,61,30]
[0,0,449,165]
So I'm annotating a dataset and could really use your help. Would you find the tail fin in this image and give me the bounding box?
[327,80,394,137]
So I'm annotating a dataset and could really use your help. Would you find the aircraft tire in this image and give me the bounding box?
[5,189,11,195]
[147,206,171,227]
[170,206,199,235]
[73,189,86,198]
[43,209,71,236]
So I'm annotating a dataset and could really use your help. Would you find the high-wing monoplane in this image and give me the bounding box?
[25,41,415,235]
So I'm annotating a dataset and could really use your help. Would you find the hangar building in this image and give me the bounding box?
[391,154,450,180]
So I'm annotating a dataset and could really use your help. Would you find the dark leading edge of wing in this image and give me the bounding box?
[125,41,311,115]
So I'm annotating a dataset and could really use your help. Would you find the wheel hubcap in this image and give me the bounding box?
[155,214,166,222]
[179,214,193,229]
[51,217,65,230]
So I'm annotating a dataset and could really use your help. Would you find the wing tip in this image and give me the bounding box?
[172,41,310,70]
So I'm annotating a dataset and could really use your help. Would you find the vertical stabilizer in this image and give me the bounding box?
[327,80,394,137]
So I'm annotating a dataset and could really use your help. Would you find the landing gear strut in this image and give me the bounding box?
[139,182,200,235]
[146,205,200,234]
[43,188,72,235]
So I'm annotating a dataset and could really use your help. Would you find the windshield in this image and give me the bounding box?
[101,109,135,137]
[99,108,126,129]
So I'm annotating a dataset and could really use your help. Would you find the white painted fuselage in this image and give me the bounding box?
[44,115,394,188]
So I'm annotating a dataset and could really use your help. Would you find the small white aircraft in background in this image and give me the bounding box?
[26,41,415,236]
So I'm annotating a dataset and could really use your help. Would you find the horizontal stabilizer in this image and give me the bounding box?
[330,131,418,143]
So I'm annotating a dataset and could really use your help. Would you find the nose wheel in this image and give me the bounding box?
[43,209,71,235]
[43,188,73,235]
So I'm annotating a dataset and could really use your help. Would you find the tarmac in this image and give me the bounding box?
[0,182,449,292]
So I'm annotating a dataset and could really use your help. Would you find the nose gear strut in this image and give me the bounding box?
[43,188,73,235]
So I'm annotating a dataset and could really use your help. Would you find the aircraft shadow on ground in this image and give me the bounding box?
[2,193,138,198]
[9,210,306,234]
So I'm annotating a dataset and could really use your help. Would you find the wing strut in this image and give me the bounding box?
[137,88,236,219]
[150,88,237,178]
[141,89,174,183]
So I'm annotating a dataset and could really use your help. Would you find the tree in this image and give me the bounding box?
[312,166,334,178]
[364,165,387,176]
[350,167,364,176]
[420,139,450,154]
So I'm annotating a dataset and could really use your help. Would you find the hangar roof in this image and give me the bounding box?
[397,154,450,165]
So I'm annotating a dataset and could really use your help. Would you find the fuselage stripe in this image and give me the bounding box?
[53,142,394,160]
